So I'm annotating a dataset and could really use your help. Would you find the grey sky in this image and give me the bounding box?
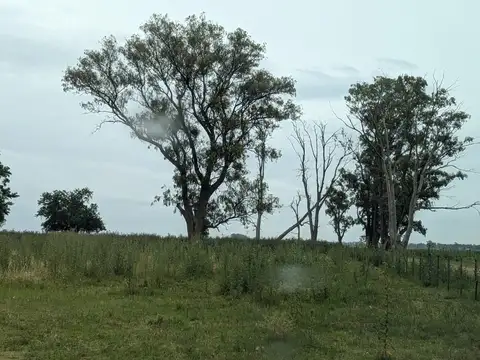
[1,0,479,243]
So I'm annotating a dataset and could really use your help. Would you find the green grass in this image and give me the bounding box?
[0,232,479,359]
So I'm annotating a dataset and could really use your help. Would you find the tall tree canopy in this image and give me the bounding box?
[0,155,19,227]
[36,188,106,233]
[62,13,299,240]
[333,75,477,248]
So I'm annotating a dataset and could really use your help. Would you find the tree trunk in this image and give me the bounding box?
[372,203,380,247]
[337,233,343,245]
[255,151,265,241]
[311,204,320,241]
[365,210,373,247]
[382,156,398,250]
[276,202,316,241]
[188,190,210,241]
[401,160,428,248]
[401,193,417,248]
[186,219,194,239]
[255,212,262,241]
[178,204,195,240]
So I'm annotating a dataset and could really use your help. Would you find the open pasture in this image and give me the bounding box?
[0,232,479,360]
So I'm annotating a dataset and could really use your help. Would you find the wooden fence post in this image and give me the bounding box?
[475,258,478,301]
[436,255,440,287]
[447,257,451,292]
[459,257,463,297]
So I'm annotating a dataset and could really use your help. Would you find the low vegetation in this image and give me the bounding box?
[1,232,479,359]
[0,10,479,360]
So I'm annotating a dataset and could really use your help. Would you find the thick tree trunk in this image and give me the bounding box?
[181,189,210,241]
[401,164,428,248]
[193,209,207,241]
[178,204,195,240]
[186,219,194,239]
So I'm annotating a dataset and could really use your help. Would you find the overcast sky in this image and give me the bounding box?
[0,0,479,243]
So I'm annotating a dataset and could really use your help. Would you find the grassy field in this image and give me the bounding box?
[0,232,479,360]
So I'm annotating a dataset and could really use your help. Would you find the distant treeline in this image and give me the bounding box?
[407,242,480,252]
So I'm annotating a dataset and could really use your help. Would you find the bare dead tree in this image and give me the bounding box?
[276,119,352,241]
[289,191,305,241]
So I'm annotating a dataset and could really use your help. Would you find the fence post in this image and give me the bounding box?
[419,256,423,282]
[459,257,463,296]
[475,258,478,301]
[447,257,451,292]
[427,251,433,286]
[436,255,440,287]
[411,255,415,277]
[396,252,401,275]
[476,280,479,301]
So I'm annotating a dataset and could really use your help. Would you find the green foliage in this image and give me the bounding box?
[62,12,300,239]
[36,187,106,233]
[218,249,271,297]
[0,155,19,228]
[335,75,474,248]
[59,12,476,246]
[182,247,214,279]
[324,181,355,243]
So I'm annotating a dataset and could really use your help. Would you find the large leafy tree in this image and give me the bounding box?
[62,13,299,240]
[0,155,19,227]
[337,75,477,248]
[36,188,106,233]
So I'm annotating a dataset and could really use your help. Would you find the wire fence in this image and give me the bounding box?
[1,231,478,300]
[347,246,479,301]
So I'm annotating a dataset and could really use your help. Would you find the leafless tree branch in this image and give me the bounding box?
[277,119,351,241]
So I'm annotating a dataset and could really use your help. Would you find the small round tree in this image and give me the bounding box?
[0,155,19,228]
[36,187,106,233]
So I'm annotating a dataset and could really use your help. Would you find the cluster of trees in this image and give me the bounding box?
[0,170,105,233]
[1,13,478,247]
[323,77,478,249]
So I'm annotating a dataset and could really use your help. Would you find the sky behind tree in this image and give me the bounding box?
[0,0,479,243]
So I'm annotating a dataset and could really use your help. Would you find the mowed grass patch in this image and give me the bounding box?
[1,271,480,359]
[0,279,480,360]
[0,232,479,359]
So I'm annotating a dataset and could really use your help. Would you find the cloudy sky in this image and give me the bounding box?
[0,0,479,243]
